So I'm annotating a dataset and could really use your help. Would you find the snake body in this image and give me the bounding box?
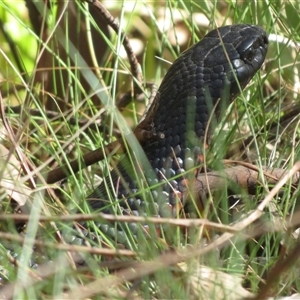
[0,25,269,285]
[84,24,268,244]
[0,25,269,280]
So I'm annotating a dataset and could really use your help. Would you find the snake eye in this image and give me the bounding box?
[236,36,260,63]
[241,46,255,62]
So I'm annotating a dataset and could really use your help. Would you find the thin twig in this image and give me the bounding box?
[0,213,239,234]
[85,0,143,94]
[0,231,136,257]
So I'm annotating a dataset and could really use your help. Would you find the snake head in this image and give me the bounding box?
[147,24,268,149]
[198,24,269,99]
[227,25,269,94]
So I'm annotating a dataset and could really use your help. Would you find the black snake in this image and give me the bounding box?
[1,24,269,283]
[82,24,269,246]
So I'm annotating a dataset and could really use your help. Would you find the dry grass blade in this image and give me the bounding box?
[0,144,32,206]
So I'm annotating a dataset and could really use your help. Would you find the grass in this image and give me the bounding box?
[0,0,300,299]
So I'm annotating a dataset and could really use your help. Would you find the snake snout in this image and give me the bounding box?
[231,26,268,91]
